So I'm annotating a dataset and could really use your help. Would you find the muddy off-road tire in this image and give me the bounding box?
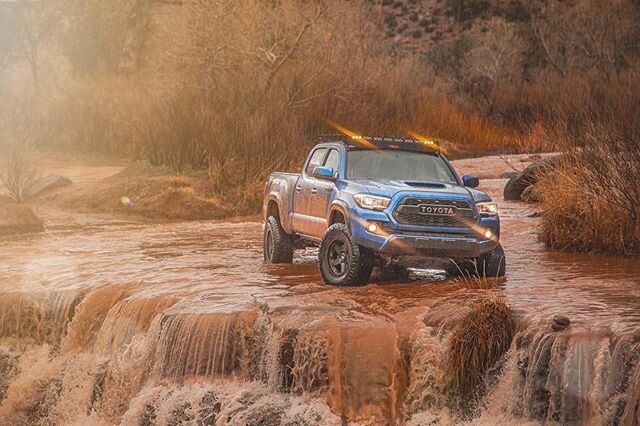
[446,258,477,278]
[319,223,374,286]
[447,244,506,278]
[478,243,506,277]
[263,215,294,263]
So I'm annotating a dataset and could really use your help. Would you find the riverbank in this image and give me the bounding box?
[3,152,552,227]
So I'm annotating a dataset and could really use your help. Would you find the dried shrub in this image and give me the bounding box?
[0,142,40,203]
[445,296,515,411]
[534,68,640,255]
[539,135,640,255]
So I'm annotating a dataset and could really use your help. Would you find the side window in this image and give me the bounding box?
[324,149,340,176]
[305,148,328,175]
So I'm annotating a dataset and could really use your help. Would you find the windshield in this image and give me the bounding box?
[346,149,457,183]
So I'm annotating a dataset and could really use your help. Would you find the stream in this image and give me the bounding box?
[0,174,639,425]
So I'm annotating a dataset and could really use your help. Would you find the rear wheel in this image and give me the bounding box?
[319,223,374,286]
[263,215,294,263]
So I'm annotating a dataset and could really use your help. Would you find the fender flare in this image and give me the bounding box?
[327,201,350,231]
[265,194,285,223]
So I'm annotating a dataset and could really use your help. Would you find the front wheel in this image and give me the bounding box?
[446,244,506,278]
[478,243,506,277]
[319,223,374,286]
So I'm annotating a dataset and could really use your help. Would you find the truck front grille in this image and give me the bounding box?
[392,197,476,228]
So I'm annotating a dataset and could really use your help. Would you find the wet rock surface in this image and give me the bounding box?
[551,315,571,332]
[504,157,561,201]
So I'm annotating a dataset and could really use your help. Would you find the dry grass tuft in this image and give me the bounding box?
[539,152,640,255]
[445,295,515,410]
[536,76,640,255]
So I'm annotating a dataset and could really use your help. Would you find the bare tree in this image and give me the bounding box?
[0,0,59,87]
[530,0,640,77]
[464,18,525,113]
[1,142,40,203]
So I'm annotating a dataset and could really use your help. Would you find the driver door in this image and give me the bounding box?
[308,148,340,238]
[292,147,327,235]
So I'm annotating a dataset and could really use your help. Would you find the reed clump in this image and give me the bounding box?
[536,71,640,256]
[445,296,515,410]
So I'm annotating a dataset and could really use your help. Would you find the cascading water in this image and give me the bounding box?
[1,177,640,425]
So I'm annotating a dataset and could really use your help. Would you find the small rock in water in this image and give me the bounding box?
[551,315,570,331]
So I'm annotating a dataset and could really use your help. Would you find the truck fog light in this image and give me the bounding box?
[484,229,493,239]
[367,222,379,233]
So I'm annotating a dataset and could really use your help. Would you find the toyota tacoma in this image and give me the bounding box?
[263,135,505,286]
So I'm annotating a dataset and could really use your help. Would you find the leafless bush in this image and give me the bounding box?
[539,136,640,255]
[0,142,40,203]
[537,76,640,255]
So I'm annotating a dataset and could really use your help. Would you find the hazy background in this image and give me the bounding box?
[1,0,639,221]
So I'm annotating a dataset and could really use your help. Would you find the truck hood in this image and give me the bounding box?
[350,178,490,202]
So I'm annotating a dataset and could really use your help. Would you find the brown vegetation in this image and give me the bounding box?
[539,138,640,255]
[445,296,515,411]
[532,67,640,255]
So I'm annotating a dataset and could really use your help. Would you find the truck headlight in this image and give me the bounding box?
[354,194,391,211]
[476,202,498,216]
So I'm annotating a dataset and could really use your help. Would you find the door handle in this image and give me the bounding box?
[295,185,302,192]
[311,188,318,195]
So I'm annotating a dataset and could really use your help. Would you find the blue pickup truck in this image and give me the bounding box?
[263,135,505,286]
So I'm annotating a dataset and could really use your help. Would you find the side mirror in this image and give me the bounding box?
[312,166,336,181]
[463,175,479,188]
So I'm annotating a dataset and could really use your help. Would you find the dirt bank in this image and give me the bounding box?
[49,166,231,220]
[0,204,44,235]
[26,152,552,225]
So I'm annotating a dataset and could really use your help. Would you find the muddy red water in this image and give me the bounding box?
[1,156,639,425]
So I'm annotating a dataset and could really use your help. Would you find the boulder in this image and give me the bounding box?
[521,184,542,203]
[504,157,561,201]
[29,175,72,198]
[0,204,44,235]
[501,171,520,180]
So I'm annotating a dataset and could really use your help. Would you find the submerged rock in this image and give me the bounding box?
[551,315,571,332]
[0,204,44,235]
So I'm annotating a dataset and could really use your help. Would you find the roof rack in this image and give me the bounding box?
[318,134,441,153]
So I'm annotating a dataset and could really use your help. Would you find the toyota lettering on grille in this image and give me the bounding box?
[418,204,457,216]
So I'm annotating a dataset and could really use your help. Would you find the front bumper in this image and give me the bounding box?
[373,233,496,258]
[349,208,499,259]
